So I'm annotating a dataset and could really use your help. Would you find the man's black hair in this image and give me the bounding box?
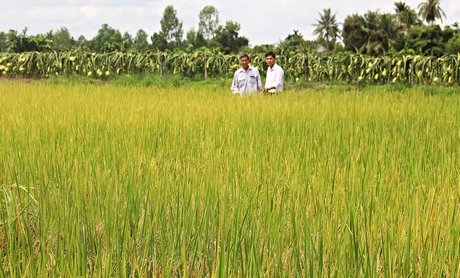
[265,51,276,58]
[239,52,250,61]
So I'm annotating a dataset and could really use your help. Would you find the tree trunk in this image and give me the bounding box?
[304,57,309,82]
[204,53,208,80]
[356,63,360,84]
[410,58,414,86]
[388,63,391,84]
[160,56,163,76]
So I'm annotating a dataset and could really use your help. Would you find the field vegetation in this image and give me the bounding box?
[0,81,459,277]
[1,51,460,86]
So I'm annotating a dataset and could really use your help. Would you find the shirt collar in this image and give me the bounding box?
[238,66,254,73]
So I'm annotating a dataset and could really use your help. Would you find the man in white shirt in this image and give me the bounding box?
[263,51,284,93]
[231,53,262,95]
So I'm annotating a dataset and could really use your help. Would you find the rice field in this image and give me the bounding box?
[0,81,459,277]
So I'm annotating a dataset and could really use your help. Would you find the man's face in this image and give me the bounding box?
[265,55,275,68]
[240,56,249,69]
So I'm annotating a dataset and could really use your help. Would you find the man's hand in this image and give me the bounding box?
[263,86,275,93]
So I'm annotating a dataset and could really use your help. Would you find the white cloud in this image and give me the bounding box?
[1,0,459,45]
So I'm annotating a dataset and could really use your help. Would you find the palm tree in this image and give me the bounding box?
[376,13,402,54]
[359,11,381,54]
[312,8,340,51]
[394,1,410,13]
[452,22,459,32]
[360,12,401,55]
[394,2,420,33]
[342,13,368,52]
[417,0,446,25]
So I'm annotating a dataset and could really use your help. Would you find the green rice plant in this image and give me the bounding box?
[0,82,459,277]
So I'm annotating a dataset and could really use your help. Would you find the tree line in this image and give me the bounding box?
[0,1,459,57]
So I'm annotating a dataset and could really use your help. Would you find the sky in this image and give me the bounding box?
[1,0,459,46]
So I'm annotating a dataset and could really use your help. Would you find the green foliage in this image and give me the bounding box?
[370,13,401,54]
[0,32,9,52]
[185,28,207,50]
[343,14,368,52]
[52,27,78,51]
[7,28,53,53]
[198,5,220,42]
[453,22,460,32]
[101,42,120,53]
[121,32,134,53]
[404,24,449,56]
[445,33,460,55]
[343,11,402,55]
[76,35,88,51]
[394,2,422,34]
[442,26,455,42]
[312,8,340,51]
[133,29,150,53]
[1,83,460,276]
[160,5,184,47]
[248,44,277,54]
[211,21,249,54]
[0,1,453,58]
[417,0,446,25]
[86,24,120,53]
[278,30,316,56]
[150,32,168,51]
[1,51,459,86]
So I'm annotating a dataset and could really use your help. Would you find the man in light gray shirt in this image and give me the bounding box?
[231,52,262,95]
[263,51,284,93]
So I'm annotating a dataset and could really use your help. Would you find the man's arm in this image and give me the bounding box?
[263,78,277,92]
[275,68,284,92]
[264,67,284,92]
[231,71,240,94]
[263,67,281,92]
[262,72,275,92]
[256,69,262,92]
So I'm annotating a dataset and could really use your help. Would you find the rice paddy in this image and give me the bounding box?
[0,81,459,277]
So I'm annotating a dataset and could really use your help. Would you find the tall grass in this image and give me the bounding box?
[0,82,459,277]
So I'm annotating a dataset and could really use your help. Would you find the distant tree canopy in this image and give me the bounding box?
[0,32,9,52]
[211,21,248,54]
[133,29,150,53]
[7,28,53,52]
[340,0,456,57]
[277,30,318,56]
[85,24,120,53]
[199,5,220,42]
[52,27,78,51]
[1,1,458,56]
[160,5,184,49]
[185,27,206,49]
[405,24,454,56]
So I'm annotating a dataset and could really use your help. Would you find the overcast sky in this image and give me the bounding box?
[1,0,459,46]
